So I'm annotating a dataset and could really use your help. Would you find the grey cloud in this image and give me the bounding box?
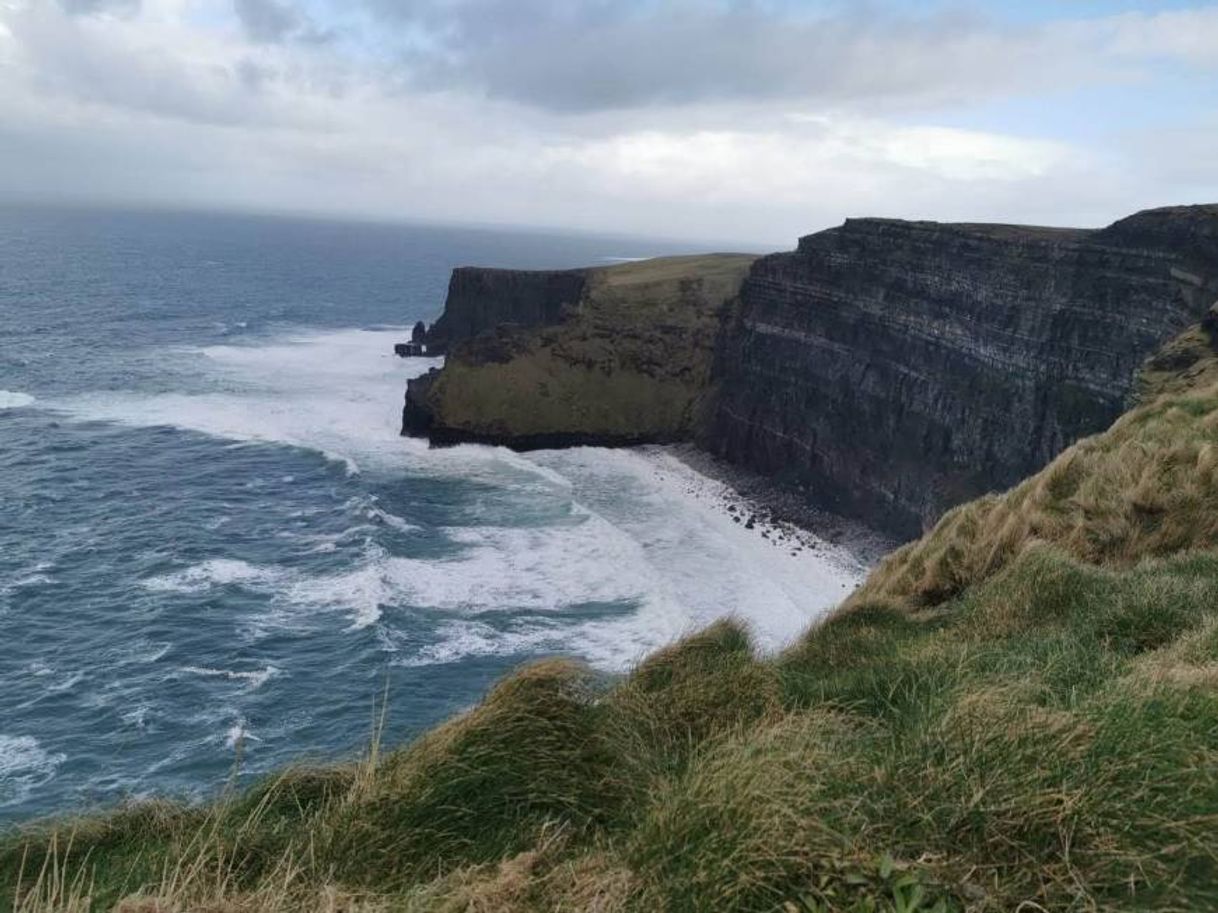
[233,0,334,45]
[234,0,303,43]
[4,0,1215,247]
[12,8,270,127]
[349,0,1217,114]
[57,0,140,16]
[6,3,338,127]
[347,1,1065,112]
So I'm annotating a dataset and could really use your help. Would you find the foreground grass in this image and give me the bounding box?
[8,339,1218,911]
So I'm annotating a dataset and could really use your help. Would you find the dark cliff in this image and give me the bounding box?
[404,255,757,446]
[423,267,588,355]
[403,204,1218,540]
[705,205,1218,537]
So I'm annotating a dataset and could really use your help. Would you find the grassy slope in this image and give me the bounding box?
[7,323,1218,912]
[423,254,757,441]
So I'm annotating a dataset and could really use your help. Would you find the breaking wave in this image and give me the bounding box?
[0,390,34,409]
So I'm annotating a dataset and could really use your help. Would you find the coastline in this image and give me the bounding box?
[662,442,898,570]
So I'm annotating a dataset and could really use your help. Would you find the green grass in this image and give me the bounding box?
[421,253,757,444]
[8,332,1218,911]
[9,548,1218,911]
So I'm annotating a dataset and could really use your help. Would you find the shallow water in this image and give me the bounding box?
[0,205,864,821]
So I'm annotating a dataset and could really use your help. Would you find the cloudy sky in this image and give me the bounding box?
[0,0,1215,245]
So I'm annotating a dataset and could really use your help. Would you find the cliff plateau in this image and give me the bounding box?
[403,254,757,447]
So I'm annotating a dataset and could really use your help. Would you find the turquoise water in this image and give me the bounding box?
[0,205,862,823]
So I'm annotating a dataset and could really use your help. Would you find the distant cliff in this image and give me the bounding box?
[404,254,757,446]
[404,205,1218,539]
[705,205,1218,536]
[423,267,589,356]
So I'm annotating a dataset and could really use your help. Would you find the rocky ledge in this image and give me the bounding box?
[403,205,1218,540]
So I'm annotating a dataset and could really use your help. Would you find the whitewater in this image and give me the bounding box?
[50,326,863,663]
[0,206,865,821]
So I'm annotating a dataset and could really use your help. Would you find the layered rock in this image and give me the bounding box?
[422,267,588,355]
[404,254,757,447]
[705,205,1218,537]
[402,204,1218,540]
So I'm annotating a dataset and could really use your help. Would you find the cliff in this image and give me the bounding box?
[404,204,1218,540]
[403,254,757,447]
[422,267,589,355]
[705,205,1218,537]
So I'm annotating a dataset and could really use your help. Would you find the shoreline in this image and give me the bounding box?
[659,443,899,571]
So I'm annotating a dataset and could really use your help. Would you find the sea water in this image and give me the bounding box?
[0,205,864,822]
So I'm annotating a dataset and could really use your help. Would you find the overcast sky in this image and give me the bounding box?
[0,0,1215,245]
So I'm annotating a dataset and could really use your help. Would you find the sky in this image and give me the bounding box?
[0,0,1215,246]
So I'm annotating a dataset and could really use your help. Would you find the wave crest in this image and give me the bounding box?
[0,390,35,409]
[0,735,66,807]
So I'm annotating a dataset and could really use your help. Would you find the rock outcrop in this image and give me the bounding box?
[403,204,1218,540]
[705,205,1218,536]
[403,255,757,447]
[422,268,589,355]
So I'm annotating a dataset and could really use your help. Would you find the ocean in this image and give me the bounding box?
[0,204,864,822]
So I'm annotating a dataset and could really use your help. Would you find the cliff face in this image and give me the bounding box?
[422,267,588,355]
[404,254,757,446]
[403,205,1218,540]
[705,205,1218,537]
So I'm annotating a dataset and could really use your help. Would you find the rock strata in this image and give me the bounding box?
[705,205,1218,536]
[403,205,1218,540]
[404,254,757,447]
[422,268,588,355]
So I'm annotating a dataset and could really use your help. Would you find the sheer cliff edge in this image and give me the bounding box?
[404,205,1218,539]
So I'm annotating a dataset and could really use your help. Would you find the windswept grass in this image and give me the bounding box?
[11,550,1218,911]
[8,325,1218,911]
[851,379,1218,611]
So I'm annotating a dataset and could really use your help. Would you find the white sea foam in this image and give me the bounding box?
[393,619,563,668]
[0,390,34,409]
[381,449,866,670]
[130,448,867,667]
[181,665,279,690]
[45,328,440,476]
[389,450,867,671]
[142,559,285,594]
[42,327,581,492]
[481,447,864,669]
[367,507,418,533]
[223,721,262,749]
[46,671,85,694]
[122,705,152,730]
[42,324,870,672]
[9,573,53,589]
[0,735,65,807]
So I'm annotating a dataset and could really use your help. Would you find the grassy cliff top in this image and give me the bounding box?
[587,253,757,287]
[413,253,757,445]
[9,319,1218,912]
[849,310,1218,613]
[575,253,757,326]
